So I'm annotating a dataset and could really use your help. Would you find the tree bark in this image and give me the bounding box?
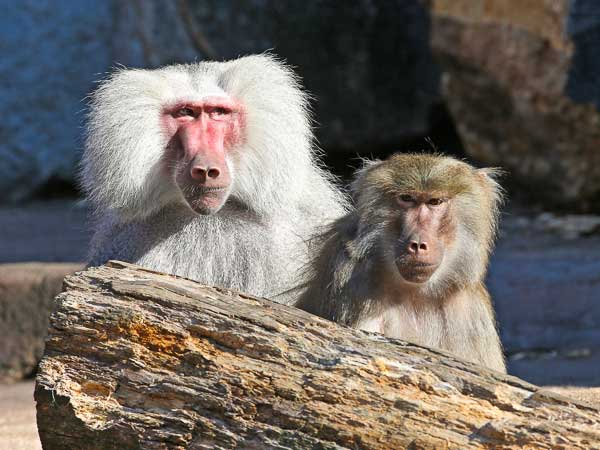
[35,261,600,450]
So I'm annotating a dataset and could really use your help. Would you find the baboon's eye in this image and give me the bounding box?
[174,107,195,118]
[213,107,230,115]
[397,194,415,204]
[208,106,232,118]
[428,198,444,206]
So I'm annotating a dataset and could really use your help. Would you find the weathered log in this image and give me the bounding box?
[35,261,600,449]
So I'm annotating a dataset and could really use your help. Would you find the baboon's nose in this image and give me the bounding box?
[191,166,221,182]
[408,241,428,254]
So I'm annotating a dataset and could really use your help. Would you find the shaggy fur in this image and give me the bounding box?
[82,54,347,303]
[295,153,506,372]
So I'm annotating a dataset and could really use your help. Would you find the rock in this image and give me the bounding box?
[488,215,600,385]
[532,213,600,239]
[502,211,600,240]
[0,263,83,382]
[0,201,91,264]
[114,0,440,150]
[35,262,600,449]
[547,386,600,406]
[430,0,600,212]
[506,352,600,387]
[0,1,441,202]
[0,0,113,201]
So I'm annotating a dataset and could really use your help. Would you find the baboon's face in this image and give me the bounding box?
[163,96,245,215]
[391,192,455,284]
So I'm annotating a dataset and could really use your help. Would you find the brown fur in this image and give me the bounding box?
[295,153,506,372]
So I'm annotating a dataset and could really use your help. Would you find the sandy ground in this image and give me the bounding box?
[0,381,41,450]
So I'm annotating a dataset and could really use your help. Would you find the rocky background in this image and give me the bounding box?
[1,1,599,449]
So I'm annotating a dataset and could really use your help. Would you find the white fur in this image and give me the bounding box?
[82,54,347,303]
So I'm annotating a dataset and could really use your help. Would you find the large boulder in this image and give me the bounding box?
[113,0,440,150]
[0,1,440,202]
[430,0,600,212]
[0,0,113,202]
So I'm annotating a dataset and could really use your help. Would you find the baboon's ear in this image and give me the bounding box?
[476,167,504,181]
[350,159,383,200]
[476,167,505,208]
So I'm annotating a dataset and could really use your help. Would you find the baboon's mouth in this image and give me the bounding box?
[197,186,228,193]
[183,185,231,215]
[396,261,439,284]
[411,262,437,268]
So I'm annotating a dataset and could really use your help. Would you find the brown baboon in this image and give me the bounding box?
[296,153,506,372]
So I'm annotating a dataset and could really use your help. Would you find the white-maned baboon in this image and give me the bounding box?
[81,54,347,303]
[295,153,506,372]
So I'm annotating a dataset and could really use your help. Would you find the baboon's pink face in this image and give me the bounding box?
[162,97,245,215]
[392,192,454,284]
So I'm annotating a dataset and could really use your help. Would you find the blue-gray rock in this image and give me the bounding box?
[0,0,113,201]
[0,1,439,201]
[489,216,600,385]
[113,0,439,150]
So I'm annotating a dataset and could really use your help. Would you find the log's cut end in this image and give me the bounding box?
[35,261,600,449]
